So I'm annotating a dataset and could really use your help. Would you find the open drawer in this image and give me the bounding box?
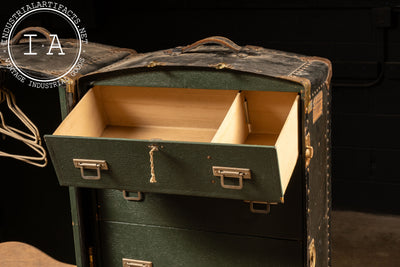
[45,86,299,202]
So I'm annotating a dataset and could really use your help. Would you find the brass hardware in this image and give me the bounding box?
[209,62,233,69]
[123,191,143,201]
[147,61,164,68]
[61,76,75,93]
[122,258,153,267]
[60,77,76,107]
[73,159,108,180]
[309,238,316,267]
[306,100,313,114]
[248,201,271,214]
[305,133,313,167]
[212,166,251,190]
[243,97,252,132]
[88,247,95,267]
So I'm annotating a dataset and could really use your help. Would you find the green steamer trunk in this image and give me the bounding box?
[44,36,332,267]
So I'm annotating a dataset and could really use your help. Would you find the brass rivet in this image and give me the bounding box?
[211,180,216,184]
[207,156,212,159]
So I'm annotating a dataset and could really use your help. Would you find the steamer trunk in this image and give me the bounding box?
[43,36,332,267]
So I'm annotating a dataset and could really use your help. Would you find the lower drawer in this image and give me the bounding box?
[97,221,303,267]
[96,161,303,240]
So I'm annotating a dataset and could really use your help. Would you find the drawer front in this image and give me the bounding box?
[97,221,303,267]
[45,136,285,202]
[96,161,303,240]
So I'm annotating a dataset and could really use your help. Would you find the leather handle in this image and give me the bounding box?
[10,27,52,45]
[181,36,241,53]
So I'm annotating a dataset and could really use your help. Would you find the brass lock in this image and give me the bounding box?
[305,133,314,167]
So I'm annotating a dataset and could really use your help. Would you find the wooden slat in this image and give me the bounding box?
[212,92,249,144]
[102,125,216,142]
[244,91,298,134]
[54,89,106,137]
[96,85,237,130]
[275,95,300,194]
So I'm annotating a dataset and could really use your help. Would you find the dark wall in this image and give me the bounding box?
[1,0,400,264]
[65,1,400,215]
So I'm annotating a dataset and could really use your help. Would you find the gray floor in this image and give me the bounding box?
[332,210,400,267]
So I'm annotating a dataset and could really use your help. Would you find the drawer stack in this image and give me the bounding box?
[45,36,332,267]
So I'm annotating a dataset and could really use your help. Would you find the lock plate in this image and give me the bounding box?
[122,258,152,267]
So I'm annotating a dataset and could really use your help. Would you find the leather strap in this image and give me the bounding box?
[181,36,241,53]
[10,26,52,45]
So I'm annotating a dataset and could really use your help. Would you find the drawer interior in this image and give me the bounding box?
[54,85,298,146]
[53,86,299,193]
[55,86,237,142]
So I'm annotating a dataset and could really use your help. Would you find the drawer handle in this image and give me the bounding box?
[122,258,153,267]
[249,201,271,214]
[123,191,143,201]
[73,159,108,180]
[212,166,251,190]
[244,200,273,214]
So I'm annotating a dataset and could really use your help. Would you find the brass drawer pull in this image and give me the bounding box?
[123,190,143,201]
[122,258,152,267]
[244,200,272,214]
[249,201,271,214]
[212,166,251,190]
[73,159,108,180]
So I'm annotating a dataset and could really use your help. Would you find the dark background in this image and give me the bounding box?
[1,0,400,264]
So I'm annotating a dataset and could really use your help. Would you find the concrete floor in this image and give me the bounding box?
[0,210,399,266]
[332,210,400,267]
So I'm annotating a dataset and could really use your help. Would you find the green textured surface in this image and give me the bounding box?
[96,162,303,240]
[68,187,85,267]
[97,221,303,267]
[91,68,303,93]
[58,86,68,120]
[45,136,284,202]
